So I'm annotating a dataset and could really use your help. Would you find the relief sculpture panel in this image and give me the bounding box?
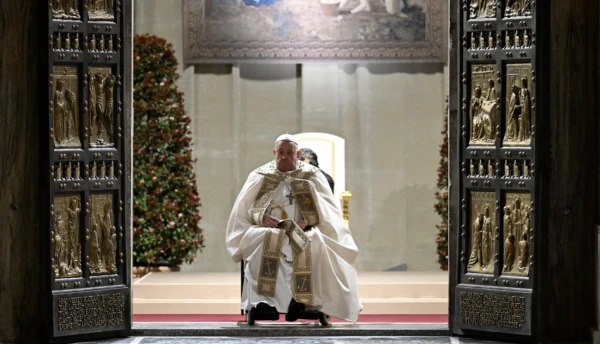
[469,0,498,19]
[53,195,83,278]
[470,64,498,146]
[467,192,496,274]
[86,0,115,20]
[502,193,531,276]
[53,66,81,148]
[503,63,532,146]
[52,0,81,19]
[88,67,116,147]
[505,0,532,18]
[90,193,117,274]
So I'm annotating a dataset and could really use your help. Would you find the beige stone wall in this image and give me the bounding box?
[135,0,449,272]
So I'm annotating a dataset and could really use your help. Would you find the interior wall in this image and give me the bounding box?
[135,0,449,272]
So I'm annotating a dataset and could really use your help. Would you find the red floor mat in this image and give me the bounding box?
[133,314,448,323]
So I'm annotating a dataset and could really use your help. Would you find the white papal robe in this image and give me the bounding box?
[225,160,362,322]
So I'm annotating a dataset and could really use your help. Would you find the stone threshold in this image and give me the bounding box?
[132,322,450,337]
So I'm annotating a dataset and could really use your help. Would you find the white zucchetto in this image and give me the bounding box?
[275,133,297,144]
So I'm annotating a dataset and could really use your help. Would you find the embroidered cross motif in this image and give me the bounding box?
[285,191,294,205]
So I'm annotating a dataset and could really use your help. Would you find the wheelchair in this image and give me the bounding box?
[240,261,331,326]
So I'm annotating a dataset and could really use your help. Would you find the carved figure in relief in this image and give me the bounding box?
[518,233,529,272]
[503,231,516,272]
[56,162,63,179]
[108,36,114,51]
[54,215,65,274]
[513,197,523,243]
[100,162,106,178]
[503,206,513,240]
[523,30,529,46]
[89,71,97,132]
[105,74,116,136]
[471,34,476,50]
[488,32,494,49]
[505,34,511,49]
[95,71,107,128]
[470,160,476,176]
[74,35,80,50]
[487,161,494,177]
[506,85,521,140]
[54,80,67,143]
[481,206,493,269]
[513,161,519,177]
[64,85,78,140]
[470,87,484,139]
[101,202,117,273]
[517,78,532,142]
[64,162,71,179]
[91,161,97,178]
[55,34,62,50]
[52,0,80,19]
[89,68,116,146]
[53,68,80,148]
[514,31,520,48]
[109,161,115,178]
[504,161,510,177]
[64,34,71,50]
[90,34,97,51]
[99,35,105,51]
[479,34,485,50]
[74,163,80,179]
[66,197,81,274]
[467,213,484,269]
[478,160,485,176]
[471,86,495,143]
[90,216,101,272]
[523,162,529,177]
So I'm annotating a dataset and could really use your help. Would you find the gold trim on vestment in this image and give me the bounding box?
[293,244,314,305]
[257,229,286,298]
[291,179,320,226]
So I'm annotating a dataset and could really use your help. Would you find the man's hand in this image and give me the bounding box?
[263,215,280,228]
[298,219,307,230]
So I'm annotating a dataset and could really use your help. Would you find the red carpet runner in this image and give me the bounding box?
[133,314,448,323]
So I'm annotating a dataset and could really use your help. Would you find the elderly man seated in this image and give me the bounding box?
[225,133,362,324]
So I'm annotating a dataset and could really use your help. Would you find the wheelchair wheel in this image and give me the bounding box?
[318,312,331,327]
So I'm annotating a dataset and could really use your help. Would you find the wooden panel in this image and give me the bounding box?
[0,2,48,343]
[535,0,599,341]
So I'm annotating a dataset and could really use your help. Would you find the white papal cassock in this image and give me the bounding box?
[225,160,362,322]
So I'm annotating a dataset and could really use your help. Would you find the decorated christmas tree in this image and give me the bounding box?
[433,96,449,271]
[133,34,204,266]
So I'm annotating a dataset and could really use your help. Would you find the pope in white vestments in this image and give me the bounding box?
[225,134,362,322]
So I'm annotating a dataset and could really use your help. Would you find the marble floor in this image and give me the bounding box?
[77,337,515,344]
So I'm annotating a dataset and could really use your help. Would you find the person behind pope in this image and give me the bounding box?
[225,133,362,322]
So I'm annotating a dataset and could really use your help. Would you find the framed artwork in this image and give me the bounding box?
[183,0,446,63]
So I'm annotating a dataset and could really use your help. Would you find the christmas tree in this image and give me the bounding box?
[433,96,449,271]
[133,34,204,266]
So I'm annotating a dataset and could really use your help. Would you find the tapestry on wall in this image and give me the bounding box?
[183,0,445,63]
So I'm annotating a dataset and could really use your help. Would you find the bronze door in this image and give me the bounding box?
[48,0,132,341]
[450,0,537,341]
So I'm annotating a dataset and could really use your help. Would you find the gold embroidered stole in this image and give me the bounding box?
[250,161,320,304]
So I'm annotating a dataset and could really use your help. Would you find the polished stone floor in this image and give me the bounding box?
[77,337,515,344]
